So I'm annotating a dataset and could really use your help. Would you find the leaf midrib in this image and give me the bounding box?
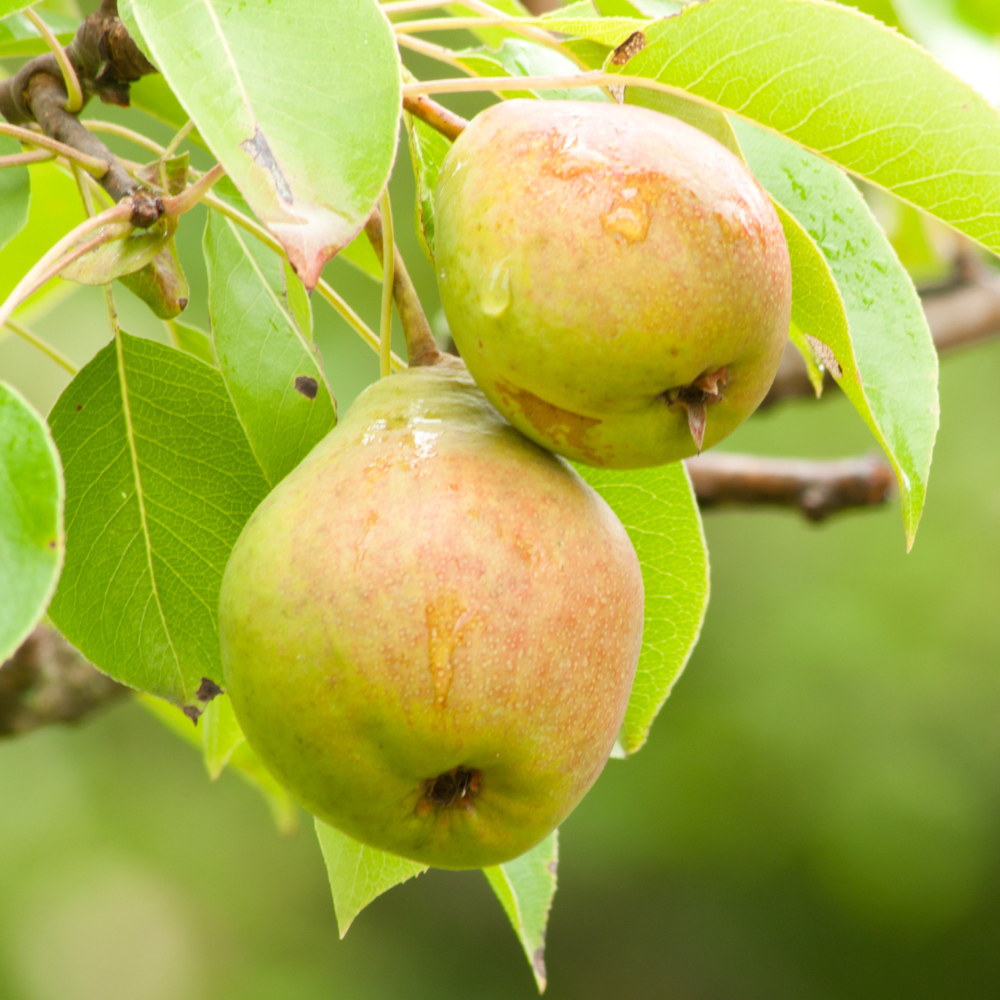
[115,330,184,695]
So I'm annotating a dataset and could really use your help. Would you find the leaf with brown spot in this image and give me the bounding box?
[294,376,318,400]
[47,333,270,707]
[610,29,647,65]
[804,334,843,379]
[205,212,336,487]
[122,0,401,288]
[736,121,938,548]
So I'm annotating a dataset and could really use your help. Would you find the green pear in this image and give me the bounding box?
[219,358,644,869]
[435,99,793,468]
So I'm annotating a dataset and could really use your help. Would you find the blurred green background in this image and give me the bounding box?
[2,1,1000,997]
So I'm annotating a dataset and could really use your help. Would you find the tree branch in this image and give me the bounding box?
[685,452,895,521]
[0,0,157,207]
[0,627,127,738]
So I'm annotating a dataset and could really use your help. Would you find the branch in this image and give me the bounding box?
[25,74,139,202]
[364,210,441,367]
[0,0,156,205]
[0,627,127,738]
[685,452,896,521]
[403,94,468,141]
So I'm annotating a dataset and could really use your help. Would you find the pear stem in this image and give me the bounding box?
[364,210,442,368]
[403,94,468,142]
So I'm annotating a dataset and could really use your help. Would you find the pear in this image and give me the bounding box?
[219,358,644,868]
[435,99,793,468]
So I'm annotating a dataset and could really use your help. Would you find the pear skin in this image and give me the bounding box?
[435,100,792,468]
[220,359,644,868]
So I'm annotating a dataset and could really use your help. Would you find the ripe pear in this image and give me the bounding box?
[435,99,793,468]
[219,358,644,869]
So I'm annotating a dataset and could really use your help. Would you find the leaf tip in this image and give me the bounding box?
[269,207,360,292]
[531,946,547,994]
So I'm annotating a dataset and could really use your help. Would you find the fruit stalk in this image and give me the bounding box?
[364,210,441,368]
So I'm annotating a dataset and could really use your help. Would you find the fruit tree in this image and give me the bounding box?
[2,0,999,992]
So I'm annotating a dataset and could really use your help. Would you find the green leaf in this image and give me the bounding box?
[543,0,599,17]
[772,202,859,398]
[404,108,452,264]
[894,0,1000,106]
[0,162,85,322]
[561,36,612,70]
[200,693,245,779]
[315,819,427,938]
[456,39,606,101]
[483,831,558,994]
[0,381,64,662]
[138,692,298,833]
[229,739,299,833]
[204,212,337,487]
[0,2,28,17]
[610,0,1000,257]
[735,121,939,546]
[576,462,709,755]
[0,9,76,57]
[61,222,173,285]
[137,687,245,778]
[122,0,402,287]
[282,260,313,340]
[522,13,648,46]
[208,176,319,300]
[47,333,270,707]
[165,319,216,366]
[0,135,30,254]
[596,0,685,15]
[624,88,741,158]
[118,239,190,321]
[134,152,190,198]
